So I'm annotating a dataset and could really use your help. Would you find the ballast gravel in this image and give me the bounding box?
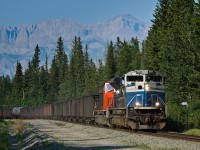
[22,119,200,150]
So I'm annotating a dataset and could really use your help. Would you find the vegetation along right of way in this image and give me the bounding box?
[0,0,200,132]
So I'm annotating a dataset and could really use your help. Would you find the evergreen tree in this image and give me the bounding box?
[68,36,78,98]
[97,59,107,84]
[114,37,122,76]
[76,37,85,96]
[39,65,49,103]
[130,37,141,70]
[55,36,68,84]
[58,53,69,101]
[105,41,116,80]
[12,61,23,106]
[117,40,130,76]
[68,36,85,97]
[32,44,40,70]
[48,56,59,102]
[84,59,98,94]
[43,54,50,103]
[140,40,148,69]
[30,44,41,105]
[48,37,68,102]
[84,44,90,94]
[165,0,195,103]
[58,64,69,100]
[83,44,98,94]
[144,0,172,71]
[0,76,12,107]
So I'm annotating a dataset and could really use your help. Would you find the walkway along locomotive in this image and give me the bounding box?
[0,70,166,130]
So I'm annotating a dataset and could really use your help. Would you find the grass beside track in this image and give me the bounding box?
[0,119,11,149]
[184,129,200,136]
[0,119,67,150]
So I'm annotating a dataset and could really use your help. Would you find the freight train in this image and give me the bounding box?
[0,70,166,130]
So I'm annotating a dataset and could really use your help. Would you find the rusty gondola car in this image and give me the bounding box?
[0,108,12,119]
[54,95,98,123]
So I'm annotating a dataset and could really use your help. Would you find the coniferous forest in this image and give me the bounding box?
[0,0,200,131]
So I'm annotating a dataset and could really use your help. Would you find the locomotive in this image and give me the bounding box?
[94,70,166,130]
[0,70,166,130]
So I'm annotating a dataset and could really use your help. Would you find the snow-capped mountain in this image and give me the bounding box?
[0,14,151,77]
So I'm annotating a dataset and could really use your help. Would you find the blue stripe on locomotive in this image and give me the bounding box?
[126,91,165,107]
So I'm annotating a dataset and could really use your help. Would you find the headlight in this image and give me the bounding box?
[145,84,149,91]
[155,102,160,107]
[135,102,141,107]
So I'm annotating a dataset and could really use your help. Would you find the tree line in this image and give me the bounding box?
[0,36,140,107]
[0,0,200,131]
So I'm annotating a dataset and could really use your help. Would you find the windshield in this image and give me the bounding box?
[127,76,143,82]
[146,75,162,82]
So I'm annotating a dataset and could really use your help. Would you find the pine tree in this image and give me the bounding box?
[114,37,122,75]
[43,54,50,103]
[30,44,41,105]
[75,37,85,96]
[140,40,148,69]
[58,53,69,100]
[32,44,40,70]
[58,64,69,100]
[105,41,116,80]
[97,59,107,84]
[130,37,141,70]
[47,56,59,102]
[165,0,195,103]
[23,62,31,103]
[12,61,23,106]
[48,37,68,102]
[55,36,68,84]
[144,0,172,72]
[116,40,130,76]
[0,76,12,107]
[68,36,78,98]
[83,44,99,94]
[39,65,49,103]
[84,44,90,94]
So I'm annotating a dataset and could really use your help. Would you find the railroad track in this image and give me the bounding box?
[99,125,200,143]
[123,129,200,143]
[154,131,200,143]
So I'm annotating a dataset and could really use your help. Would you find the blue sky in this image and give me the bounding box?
[0,0,158,26]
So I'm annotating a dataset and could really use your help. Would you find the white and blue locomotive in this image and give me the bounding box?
[97,70,166,130]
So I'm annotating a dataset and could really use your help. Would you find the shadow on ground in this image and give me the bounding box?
[10,127,133,150]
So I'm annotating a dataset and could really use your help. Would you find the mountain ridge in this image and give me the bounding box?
[0,14,151,77]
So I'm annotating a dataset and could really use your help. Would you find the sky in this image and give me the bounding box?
[0,0,158,26]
